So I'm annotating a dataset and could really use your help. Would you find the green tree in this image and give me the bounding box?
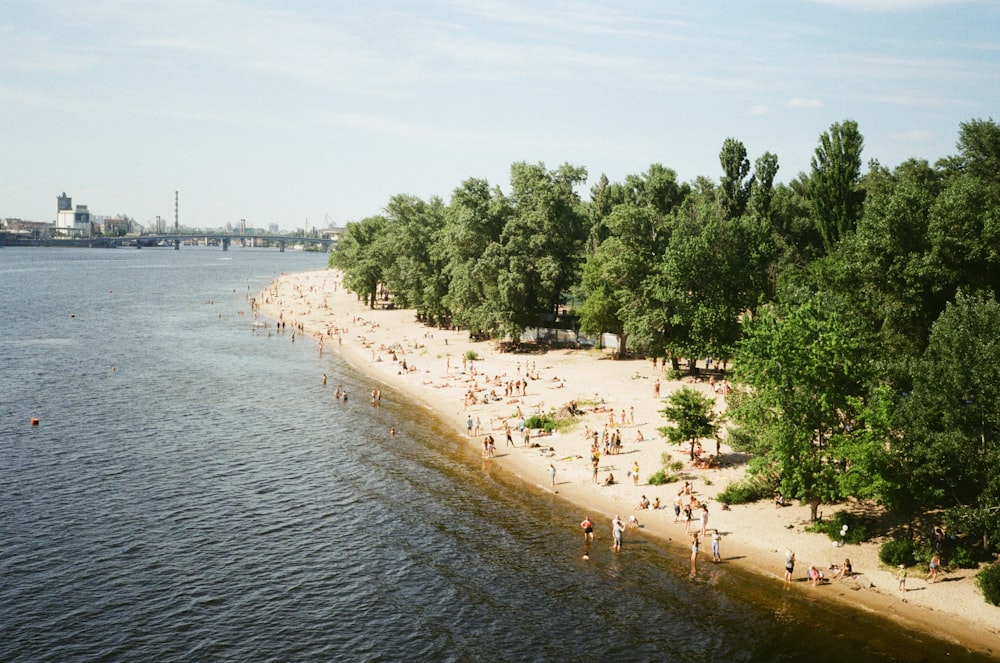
[439,178,510,335]
[719,138,753,219]
[495,162,588,339]
[658,386,720,461]
[895,292,1000,529]
[329,215,389,308]
[729,292,872,520]
[810,119,865,252]
[380,194,448,321]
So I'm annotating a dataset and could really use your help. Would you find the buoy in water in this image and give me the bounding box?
[69,314,75,318]
[31,418,40,426]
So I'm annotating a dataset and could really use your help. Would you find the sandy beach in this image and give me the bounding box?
[256,268,998,658]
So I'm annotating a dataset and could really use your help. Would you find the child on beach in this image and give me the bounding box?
[897,566,907,591]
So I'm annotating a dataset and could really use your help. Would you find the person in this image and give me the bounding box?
[831,558,852,579]
[683,504,693,533]
[808,565,823,587]
[628,514,640,529]
[631,461,640,486]
[784,550,795,589]
[466,416,473,436]
[549,463,556,487]
[604,473,616,486]
[581,516,594,543]
[926,553,941,583]
[652,497,661,510]
[897,565,907,591]
[775,492,785,508]
[673,494,682,523]
[636,429,645,442]
[690,534,700,575]
[699,503,710,536]
[711,529,722,562]
[612,515,625,552]
[591,455,599,483]
[581,550,590,561]
[635,495,650,510]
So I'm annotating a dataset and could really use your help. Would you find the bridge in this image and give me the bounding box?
[2,233,337,252]
[133,233,336,252]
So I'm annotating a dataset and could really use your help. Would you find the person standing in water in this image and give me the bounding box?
[580,516,594,543]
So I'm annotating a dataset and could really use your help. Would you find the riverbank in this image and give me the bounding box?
[256,268,998,659]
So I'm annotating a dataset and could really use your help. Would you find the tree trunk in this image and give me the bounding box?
[615,333,628,359]
[689,438,696,461]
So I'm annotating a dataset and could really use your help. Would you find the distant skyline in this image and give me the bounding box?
[2,0,998,231]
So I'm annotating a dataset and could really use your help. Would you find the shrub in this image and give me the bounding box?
[648,468,681,485]
[805,511,872,545]
[717,475,775,505]
[524,415,556,433]
[464,350,479,361]
[949,546,979,569]
[879,539,917,567]
[669,460,684,472]
[977,563,1000,606]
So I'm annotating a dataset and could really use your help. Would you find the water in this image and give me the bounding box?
[0,246,989,662]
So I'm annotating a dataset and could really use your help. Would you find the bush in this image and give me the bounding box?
[648,470,679,486]
[524,415,556,433]
[669,460,684,472]
[977,563,1000,606]
[805,511,873,545]
[717,475,775,505]
[949,546,979,569]
[464,350,479,361]
[879,539,917,567]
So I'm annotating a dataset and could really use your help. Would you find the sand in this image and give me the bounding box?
[255,268,999,658]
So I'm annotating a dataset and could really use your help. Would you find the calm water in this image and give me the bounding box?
[0,246,989,662]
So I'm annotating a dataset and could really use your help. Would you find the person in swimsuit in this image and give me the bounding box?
[580,516,594,543]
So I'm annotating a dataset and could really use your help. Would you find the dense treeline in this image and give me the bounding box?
[331,118,1000,556]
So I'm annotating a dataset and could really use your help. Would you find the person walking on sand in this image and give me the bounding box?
[711,529,722,562]
[632,461,639,486]
[581,516,594,543]
[784,549,795,590]
[673,494,682,523]
[612,515,625,553]
[926,553,941,583]
[549,463,556,487]
[690,534,700,575]
[897,565,907,591]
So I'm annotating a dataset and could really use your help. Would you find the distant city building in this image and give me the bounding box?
[53,192,92,237]
[2,218,50,239]
[268,223,279,234]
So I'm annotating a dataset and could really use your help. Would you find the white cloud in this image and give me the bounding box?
[787,97,824,109]
[746,104,769,116]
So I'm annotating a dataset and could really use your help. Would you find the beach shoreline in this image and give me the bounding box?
[255,268,999,659]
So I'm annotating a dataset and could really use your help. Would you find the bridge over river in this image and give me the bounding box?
[4,233,335,252]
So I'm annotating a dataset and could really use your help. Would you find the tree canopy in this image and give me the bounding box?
[330,118,1000,553]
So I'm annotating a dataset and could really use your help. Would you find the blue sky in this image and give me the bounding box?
[2,0,997,231]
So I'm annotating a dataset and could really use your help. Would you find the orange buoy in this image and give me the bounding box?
[31,418,40,426]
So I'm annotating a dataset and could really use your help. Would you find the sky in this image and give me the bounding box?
[1,0,998,232]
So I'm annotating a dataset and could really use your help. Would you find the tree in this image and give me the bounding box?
[579,204,668,357]
[729,292,873,520]
[495,162,588,339]
[439,178,509,335]
[810,120,865,252]
[718,138,753,219]
[329,215,389,308]
[895,292,1000,523]
[380,194,448,321]
[658,386,720,461]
